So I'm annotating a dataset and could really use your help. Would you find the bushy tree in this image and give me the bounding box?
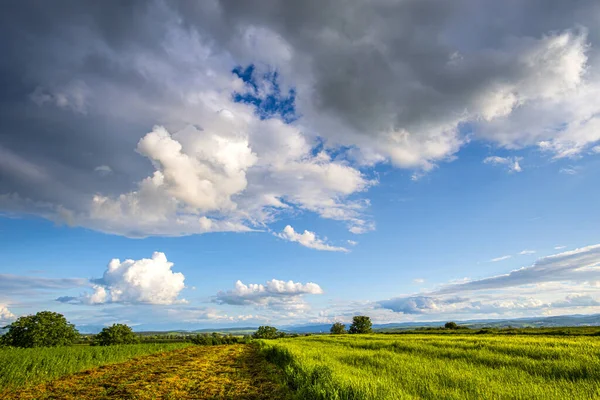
[445,321,459,329]
[1,311,78,348]
[252,325,280,339]
[330,322,347,334]
[95,323,139,346]
[348,316,372,334]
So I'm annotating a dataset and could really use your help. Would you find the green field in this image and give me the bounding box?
[260,334,600,399]
[0,342,192,391]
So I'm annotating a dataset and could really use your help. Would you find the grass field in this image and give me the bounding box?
[2,344,291,400]
[260,334,600,399]
[0,342,192,392]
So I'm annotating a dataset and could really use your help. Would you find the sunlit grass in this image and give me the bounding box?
[260,334,600,399]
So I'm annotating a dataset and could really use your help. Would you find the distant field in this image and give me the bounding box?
[260,334,600,399]
[0,342,191,392]
[2,344,290,400]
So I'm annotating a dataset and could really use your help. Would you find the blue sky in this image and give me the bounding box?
[1,0,600,330]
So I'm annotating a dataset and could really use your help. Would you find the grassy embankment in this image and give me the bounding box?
[260,334,600,399]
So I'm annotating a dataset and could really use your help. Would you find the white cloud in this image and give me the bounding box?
[592,146,600,154]
[276,225,349,252]
[413,278,425,284]
[62,252,186,305]
[94,165,112,176]
[214,279,324,311]
[379,244,600,318]
[347,240,358,246]
[483,156,522,173]
[555,245,567,250]
[490,255,512,262]
[559,166,581,175]
[519,250,536,255]
[0,305,15,324]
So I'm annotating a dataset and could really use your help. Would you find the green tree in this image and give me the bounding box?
[252,325,279,339]
[330,322,347,334]
[95,323,139,346]
[445,321,459,329]
[348,316,372,334]
[1,311,79,348]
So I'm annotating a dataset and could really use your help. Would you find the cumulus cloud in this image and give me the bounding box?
[0,305,15,324]
[483,156,523,173]
[276,225,349,252]
[214,279,323,311]
[59,252,186,305]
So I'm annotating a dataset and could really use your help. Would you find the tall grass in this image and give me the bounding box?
[260,334,600,399]
[0,342,192,391]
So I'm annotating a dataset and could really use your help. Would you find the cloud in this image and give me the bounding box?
[214,279,323,311]
[1,0,600,239]
[379,244,600,317]
[347,240,358,246]
[94,165,112,176]
[555,245,567,250]
[0,274,87,295]
[592,146,600,154]
[519,250,536,255]
[60,252,186,305]
[559,166,581,175]
[0,305,15,324]
[441,244,600,294]
[490,255,512,262]
[413,278,425,284]
[275,225,349,252]
[483,156,523,173]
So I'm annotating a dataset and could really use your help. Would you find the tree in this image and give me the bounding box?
[252,325,279,339]
[95,323,139,346]
[348,316,372,334]
[445,321,459,330]
[1,311,78,348]
[330,322,347,334]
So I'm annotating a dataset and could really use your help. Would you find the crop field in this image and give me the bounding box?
[0,342,192,392]
[1,344,291,400]
[260,334,600,399]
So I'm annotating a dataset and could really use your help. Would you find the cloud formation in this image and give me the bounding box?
[214,279,323,311]
[59,252,186,305]
[0,305,15,324]
[379,245,600,317]
[275,225,349,252]
[483,156,523,173]
[1,0,600,239]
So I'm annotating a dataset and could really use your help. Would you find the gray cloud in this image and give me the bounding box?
[0,274,87,295]
[2,0,600,237]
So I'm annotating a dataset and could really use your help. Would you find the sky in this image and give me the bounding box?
[1,0,600,331]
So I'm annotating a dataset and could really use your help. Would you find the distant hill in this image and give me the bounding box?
[40,313,600,336]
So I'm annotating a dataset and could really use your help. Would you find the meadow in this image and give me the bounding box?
[260,334,600,399]
[0,342,192,392]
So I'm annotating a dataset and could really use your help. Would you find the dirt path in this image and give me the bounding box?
[1,344,291,400]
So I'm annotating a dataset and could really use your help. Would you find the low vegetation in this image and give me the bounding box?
[0,342,192,392]
[260,333,600,399]
[2,344,291,400]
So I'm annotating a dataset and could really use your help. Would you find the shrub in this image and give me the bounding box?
[330,322,347,335]
[253,326,280,339]
[349,316,372,334]
[95,324,139,346]
[445,322,459,329]
[1,311,78,348]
